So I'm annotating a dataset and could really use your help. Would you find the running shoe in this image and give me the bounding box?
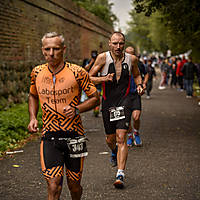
[158,86,166,90]
[146,95,150,99]
[110,153,117,167]
[127,136,133,147]
[113,175,124,189]
[133,134,143,147]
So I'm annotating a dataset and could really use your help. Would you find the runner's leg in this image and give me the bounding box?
[40,140,65,199]
[114,129,128,188]
[46,176,63,200]
[65,157,84,200]
[116,129,128,170]
[106,134,117,167]
[67,178,82,200]
[127,123,133,147]
[132,110,141,129]
[106,134,116,151]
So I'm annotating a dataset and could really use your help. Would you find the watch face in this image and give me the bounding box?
[75,107,80,115]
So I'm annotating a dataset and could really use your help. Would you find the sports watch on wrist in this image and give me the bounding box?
[74,107,80,115]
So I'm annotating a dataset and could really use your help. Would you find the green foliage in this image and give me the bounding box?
[0,103,43,155]
[72,0,117,26]
[129,0,200,61]
[126,11,155,53]
[0,63,33,110]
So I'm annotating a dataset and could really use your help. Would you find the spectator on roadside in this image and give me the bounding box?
[158,58,168,90]
[176,57,184,91]
[195,63,200,88]
[177,56,188,91]
[166,58,171,86]
[170,57,177,88]
[143,57,148,69]
[181,55,188,90]
[181,56,198,98]
[181,55,188,66]
[146,59,156,99]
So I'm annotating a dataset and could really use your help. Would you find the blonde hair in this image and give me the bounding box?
[41,32,65,46]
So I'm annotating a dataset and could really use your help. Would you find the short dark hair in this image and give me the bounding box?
[110,31,125,42]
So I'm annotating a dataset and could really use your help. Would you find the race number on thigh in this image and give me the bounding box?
[109,106,125,122]
[67,136,88,158]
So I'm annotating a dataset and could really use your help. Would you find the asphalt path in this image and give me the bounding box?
[1,78,200,200]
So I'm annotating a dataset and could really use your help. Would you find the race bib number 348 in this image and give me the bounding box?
[67,136,88,158]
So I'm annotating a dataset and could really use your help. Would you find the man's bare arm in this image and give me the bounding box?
[131,55,144,95]
[77,91,100,113]
[89,53,114,84]
[131,55,142,83]
[63,91,100,118]
[28,93,39,133]
[85,58,95,72]
[142,73,149,90]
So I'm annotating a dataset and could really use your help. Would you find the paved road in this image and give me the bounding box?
[1,79,200,200]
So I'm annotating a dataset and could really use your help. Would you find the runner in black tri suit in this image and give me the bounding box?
[125,46,149,147]
[89,32,143,189]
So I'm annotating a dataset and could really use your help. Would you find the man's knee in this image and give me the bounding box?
[106,134,116,145]
[47,177,62,195]
[68,179,82,194]
[116,130,127,145]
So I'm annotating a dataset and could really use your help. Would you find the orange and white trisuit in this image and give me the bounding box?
[30,62,97,181]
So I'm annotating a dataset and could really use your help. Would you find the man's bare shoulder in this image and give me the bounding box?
[89,52,107,76]
[130,54,138,61]
[128,54,138,66]
[97,52,106,64]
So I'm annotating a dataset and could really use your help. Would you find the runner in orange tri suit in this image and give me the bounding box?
[28,32,99,200]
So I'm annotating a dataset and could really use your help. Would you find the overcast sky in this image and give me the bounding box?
[109,0,132,32]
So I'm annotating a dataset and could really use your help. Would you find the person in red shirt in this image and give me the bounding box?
[176,56,188,91]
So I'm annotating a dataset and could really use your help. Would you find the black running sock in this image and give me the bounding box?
[112,146,117,155]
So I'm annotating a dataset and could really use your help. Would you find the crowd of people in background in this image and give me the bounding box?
[155,55,200,99]
[124,53,200,100]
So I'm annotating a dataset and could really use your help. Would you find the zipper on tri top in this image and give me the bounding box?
[52,74,61,128]
[53,74,56,85]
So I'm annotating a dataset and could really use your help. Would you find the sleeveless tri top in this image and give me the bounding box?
[100,51,132,108]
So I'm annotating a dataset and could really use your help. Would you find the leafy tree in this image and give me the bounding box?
[72,0,118,26]
[130,0,200,61]
[126,8,158,54]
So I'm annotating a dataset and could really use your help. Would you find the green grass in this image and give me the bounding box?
[0,103,42,156]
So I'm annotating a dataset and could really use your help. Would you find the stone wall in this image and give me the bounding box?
[0,0,113,109]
